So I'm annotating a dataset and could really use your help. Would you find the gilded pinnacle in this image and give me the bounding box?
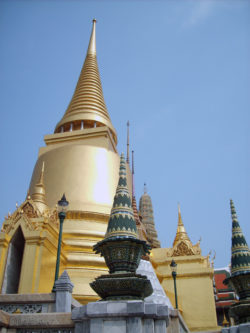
[54,20,117,143]
[38,161,45,185]
[87,19,96,55]
[31,162,47,212]
[173,203,191,247]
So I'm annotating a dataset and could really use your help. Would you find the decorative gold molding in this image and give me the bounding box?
[172,241,195,256]
[66,210,109,222]
[22,202,39,218]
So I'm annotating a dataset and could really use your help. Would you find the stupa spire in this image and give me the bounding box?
[230,199,250,276]
[126,121,130,164]
[31,162,47,211]
[54,19,117,143]
[173,203,191,247]
[87,19,96,55]
[132,150,135,197]
[105,153,138,239]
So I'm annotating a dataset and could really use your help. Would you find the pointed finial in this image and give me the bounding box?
[126,121,130,164]
[26,189,31,200]
[177,203,183,226]
[104,152,138,240]
[173,203,192,247]
[230,199,238,221]
[37,161,45,185]
[144,183,147,194]
[87,19,97,55]
[132,150,135,197]
[16,202,18,208]
[132,150,134,175]
[229,199,250,276]
[31,162,47,211]
[54,19,117,143]
[178,202,181,215]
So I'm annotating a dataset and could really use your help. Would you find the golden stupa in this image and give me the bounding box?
[0,20,132,304]
[0,19,220,332]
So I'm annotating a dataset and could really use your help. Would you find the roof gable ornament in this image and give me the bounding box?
[172,204,201,256]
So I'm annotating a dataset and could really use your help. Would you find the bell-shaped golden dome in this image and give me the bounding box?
[54,19,117,144]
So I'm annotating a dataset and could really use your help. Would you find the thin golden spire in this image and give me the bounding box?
[126,121,130,164]
[31,162,47,210]
[54,19,117,143]
[38,161,45,185]
[173,203,191,247]
[178,203,183,225]
[87,19,96,55]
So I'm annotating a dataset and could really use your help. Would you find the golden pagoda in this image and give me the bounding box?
[0,19,221,332]
[0,20,132,304]
[151,204,219,332]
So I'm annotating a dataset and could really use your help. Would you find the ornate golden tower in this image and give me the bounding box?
[0,20,131,304]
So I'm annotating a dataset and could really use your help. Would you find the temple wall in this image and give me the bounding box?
[151,248,219,332]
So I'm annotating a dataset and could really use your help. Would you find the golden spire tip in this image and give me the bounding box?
[177,203,184,226]
[87,19,97,55]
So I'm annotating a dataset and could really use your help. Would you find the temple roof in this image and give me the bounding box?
[54,19,117,144]
[230,199,250,277]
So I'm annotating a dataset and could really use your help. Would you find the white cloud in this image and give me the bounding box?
[183,1,215,28]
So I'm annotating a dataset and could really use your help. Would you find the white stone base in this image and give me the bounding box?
[72,300,169,333]
[222,323,250,333]
[137,259,173,309]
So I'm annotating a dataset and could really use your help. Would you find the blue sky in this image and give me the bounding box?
[0,0,249,268]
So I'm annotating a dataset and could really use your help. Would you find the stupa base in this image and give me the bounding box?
[229,300,250,325]
[90,273,153,301]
